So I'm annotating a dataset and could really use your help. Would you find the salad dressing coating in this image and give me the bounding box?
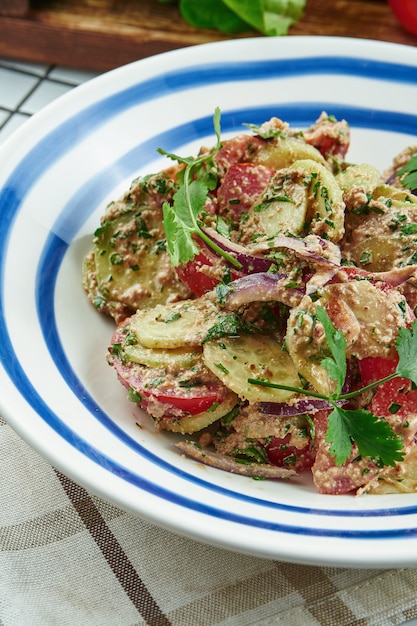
[83,112,417,495]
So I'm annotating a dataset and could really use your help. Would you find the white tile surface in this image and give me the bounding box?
[0,67,39,109]
[0,109,9,126]
[19,79,74,115]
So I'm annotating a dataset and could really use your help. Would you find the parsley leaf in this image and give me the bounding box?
[326,407,404,467]
[162,180,207,266]
[396,318,417,385]
[316,306,346,396]
[398,152,417,191]
[248,306,411,467]
[161,108,242,269]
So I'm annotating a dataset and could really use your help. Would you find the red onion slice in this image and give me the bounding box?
[260,398,347,416]
[260,399,331,416]
[251,234,341,267]
[201,227,273,274]
[219,272,305,310]
[369,265,417,287]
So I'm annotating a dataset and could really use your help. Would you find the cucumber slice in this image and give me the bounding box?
[160,391,238,434]
[256,136,327,170]
[241,158,344,243]
[291,159,345,241]
[124,343,202,369]
[129,299,217,349]
[83,174,191,321]
[336,163,382,195]
[93,210,187,312]
[203,332,299,403]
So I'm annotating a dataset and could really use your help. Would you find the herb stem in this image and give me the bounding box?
[338,373,398,400]
[198,229,243,269]
[248,372,400,403]
[247,377,329,400]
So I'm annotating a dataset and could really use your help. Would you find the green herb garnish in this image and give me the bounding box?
[398,152,417,191]
[160,108,242,270]
[248,307,417,467]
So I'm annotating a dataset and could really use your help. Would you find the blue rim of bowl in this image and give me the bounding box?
[2,51,417,541]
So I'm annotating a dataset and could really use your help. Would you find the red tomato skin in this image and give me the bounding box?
[358,356,398,386]
[175,244,244,296]
[113,355,226,417]
[216,163,273,223]
[359,356,417,446]
[388,1,417,36]
[139,389,221,416]
[175,250,220,296]
[266,435,314,472]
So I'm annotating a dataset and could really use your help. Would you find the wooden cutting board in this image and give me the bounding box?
[0,0,415,71]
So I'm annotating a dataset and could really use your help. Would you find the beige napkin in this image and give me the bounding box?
[1,415,417,626]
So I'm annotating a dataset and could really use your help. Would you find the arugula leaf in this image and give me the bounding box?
[396,318,417,385]
[326,407,404,467]
[316,306,347,396]
[398,152,417,191]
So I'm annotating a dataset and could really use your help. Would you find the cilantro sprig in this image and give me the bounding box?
[160,108,242,269]
[398,151,417,192]
[249,307,417,467]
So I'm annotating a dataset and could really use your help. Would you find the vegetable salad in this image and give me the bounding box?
[83,111,417,495]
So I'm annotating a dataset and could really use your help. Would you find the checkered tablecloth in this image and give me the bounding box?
[2,415,417,626]
[2,56,417,626]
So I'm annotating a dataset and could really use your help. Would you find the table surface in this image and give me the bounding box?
[1,4,417,625]
[0,0,416,70]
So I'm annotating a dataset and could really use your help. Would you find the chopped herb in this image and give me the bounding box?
[128,388,142,403]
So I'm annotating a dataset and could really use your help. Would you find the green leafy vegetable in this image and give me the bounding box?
[224,0,306,36]
[326,407,404,468]
[248,308,417,467]
[158,0,306,36]
[161,108,242,269]
[178,0,249,33]
[316,306,346,396]
[398,152,417,191]
[396,321,417,384]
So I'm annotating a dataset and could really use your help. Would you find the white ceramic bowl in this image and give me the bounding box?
[1,36,417,567]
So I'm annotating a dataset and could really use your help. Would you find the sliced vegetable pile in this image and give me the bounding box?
[83,109,417,495]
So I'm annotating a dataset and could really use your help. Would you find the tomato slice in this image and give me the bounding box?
[175,243,245,297]
[266,435,314,472]
[388,1,417,36]
[359,356,417,446]
[114,356,228,417]
[358,355,398,386]
[216,163,273,224]
[175,249,221,296]
[142,388,221,415]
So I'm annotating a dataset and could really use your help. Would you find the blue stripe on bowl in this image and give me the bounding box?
[36,103,417,523]
[1,54,417,539]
